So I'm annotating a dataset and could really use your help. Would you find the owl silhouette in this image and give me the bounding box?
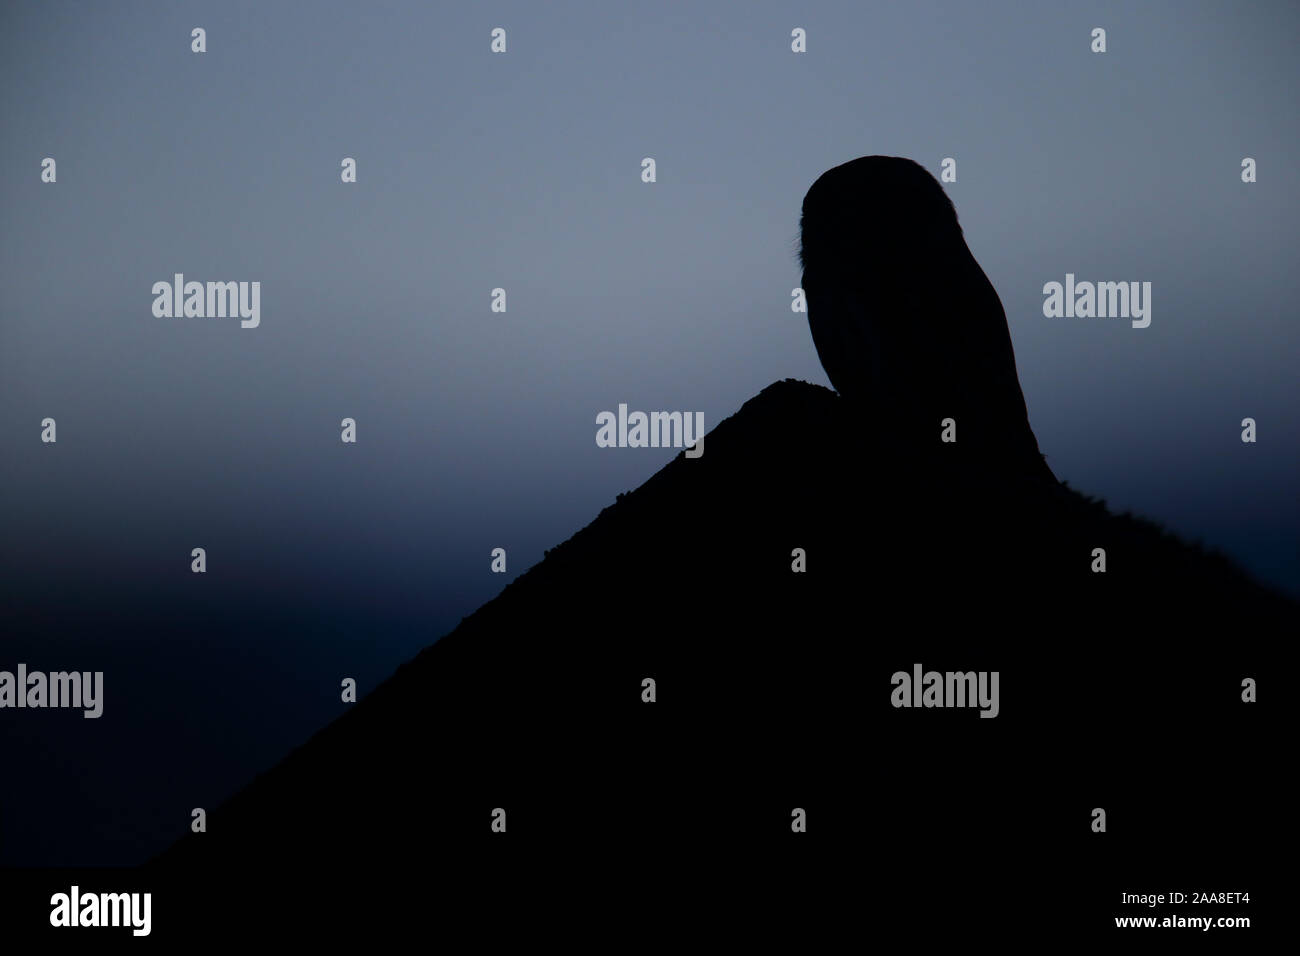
[799,155,1055,482]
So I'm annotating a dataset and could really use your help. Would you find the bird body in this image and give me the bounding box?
[800,156,1054,482]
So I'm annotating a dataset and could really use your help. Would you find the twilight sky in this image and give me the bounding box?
[1,0,1296,864]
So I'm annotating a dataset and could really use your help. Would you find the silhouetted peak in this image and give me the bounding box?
[150,373,1294,923]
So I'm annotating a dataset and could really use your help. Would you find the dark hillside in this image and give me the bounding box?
[144,378,1288,940]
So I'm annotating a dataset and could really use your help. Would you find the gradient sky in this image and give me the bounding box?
[1,0,1297,864]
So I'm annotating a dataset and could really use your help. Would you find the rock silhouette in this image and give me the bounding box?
[138,378,1290,943]
[801,155,1055,482]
